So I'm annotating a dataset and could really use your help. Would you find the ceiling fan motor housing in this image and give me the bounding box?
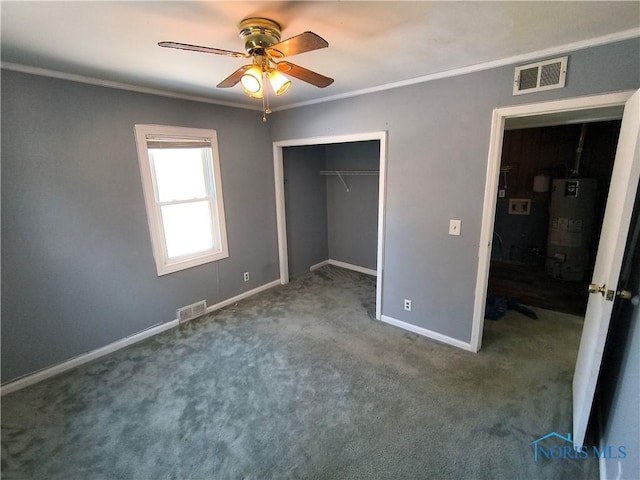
[239,18,282,54]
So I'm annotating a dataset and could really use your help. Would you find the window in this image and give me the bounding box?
[134,125,228,275]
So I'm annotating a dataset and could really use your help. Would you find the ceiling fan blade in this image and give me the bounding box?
[158,41,248,58]
[276,61,334,88]
[266,32,328,58]
[217,65,252,88]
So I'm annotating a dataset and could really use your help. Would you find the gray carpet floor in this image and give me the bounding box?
[1,266,597,479]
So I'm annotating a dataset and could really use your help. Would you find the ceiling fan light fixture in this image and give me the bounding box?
[267,69,291,96]
[240,65,263,98]
[159,17,334,121]
[239,17,282,52]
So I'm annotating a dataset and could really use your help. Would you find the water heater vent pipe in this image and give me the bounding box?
[571,124,588,177]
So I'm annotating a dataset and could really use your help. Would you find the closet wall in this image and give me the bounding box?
[325,141,380,270]
[283,141,380,279]
[283,146,328,279]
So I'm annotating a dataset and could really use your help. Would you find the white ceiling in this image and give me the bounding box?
[2,1,639,111]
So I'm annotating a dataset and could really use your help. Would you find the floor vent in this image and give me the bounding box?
[513,56,567,95]
[177,300,207,323]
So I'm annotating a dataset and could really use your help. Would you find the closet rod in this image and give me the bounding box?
[320,170,379,192]
[319,170,379,176]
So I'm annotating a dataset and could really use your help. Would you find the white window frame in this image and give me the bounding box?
[134,124,229,276]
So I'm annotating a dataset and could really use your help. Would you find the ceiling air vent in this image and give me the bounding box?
[513,56,568,95]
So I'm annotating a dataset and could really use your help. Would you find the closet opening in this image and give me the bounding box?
[273,132,388,320]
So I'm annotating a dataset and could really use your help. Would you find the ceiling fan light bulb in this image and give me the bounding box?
[240,66,263,97]
[267,70,291,96]
[241,75,260,92]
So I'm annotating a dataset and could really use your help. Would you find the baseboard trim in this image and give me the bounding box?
[329,260,377,277]
[309,260,330,271]
[598,445,608,480]
[380,315,475,352]
[1,279,281,396]
[310,259,377,277]
[0,320,179,396]
[204,279,281,314]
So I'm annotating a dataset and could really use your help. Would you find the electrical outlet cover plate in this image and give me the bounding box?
[404,299,412,311]
[508,198,531,215]
[449,219,461,236]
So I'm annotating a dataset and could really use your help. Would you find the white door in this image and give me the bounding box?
[572,89,640,447]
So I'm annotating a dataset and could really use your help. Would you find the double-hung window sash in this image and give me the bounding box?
[135,126,228,275]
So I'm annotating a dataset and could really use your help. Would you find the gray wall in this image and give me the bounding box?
[270,38,640,343]
[283,146,328,278]
[601,293,639,479]
[325,141,379,270]
[598,192,640,479]
[1,70,279,382]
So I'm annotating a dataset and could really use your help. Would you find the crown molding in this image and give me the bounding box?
[3,28,638,114]
[0,61,262,112]
[272,28,640,112]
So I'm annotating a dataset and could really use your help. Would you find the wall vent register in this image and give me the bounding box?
[513,56,567,95]
[177,300,207,323]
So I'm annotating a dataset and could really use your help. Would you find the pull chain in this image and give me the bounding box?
[261,69,267,122]
[262,71,272,123]
[265,84,272,115]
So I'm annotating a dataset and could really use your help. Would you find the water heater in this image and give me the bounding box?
[545,178,598,281]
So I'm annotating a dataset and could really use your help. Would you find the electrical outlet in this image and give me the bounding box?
[449,219,461,236]
[498,189,506,198]
[243,272,250,282]
[404,299,412,312]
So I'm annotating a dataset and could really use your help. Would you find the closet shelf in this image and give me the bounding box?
[320,170,379,192]
[319,170,379,176]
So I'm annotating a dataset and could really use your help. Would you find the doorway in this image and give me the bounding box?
[471,91,635,352]
[487,120,621,317]
[273,132,388,320]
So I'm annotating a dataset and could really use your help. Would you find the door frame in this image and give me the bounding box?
[470,90,636,352]
[273,131,388,320]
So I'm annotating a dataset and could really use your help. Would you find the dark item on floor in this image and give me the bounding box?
[485,293,538,320]
[487,261,588,316]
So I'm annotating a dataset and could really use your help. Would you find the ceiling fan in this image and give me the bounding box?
[159,17,334,120]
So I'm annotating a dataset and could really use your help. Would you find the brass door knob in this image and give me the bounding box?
[617,290,632,300]
[588,283,607,296]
